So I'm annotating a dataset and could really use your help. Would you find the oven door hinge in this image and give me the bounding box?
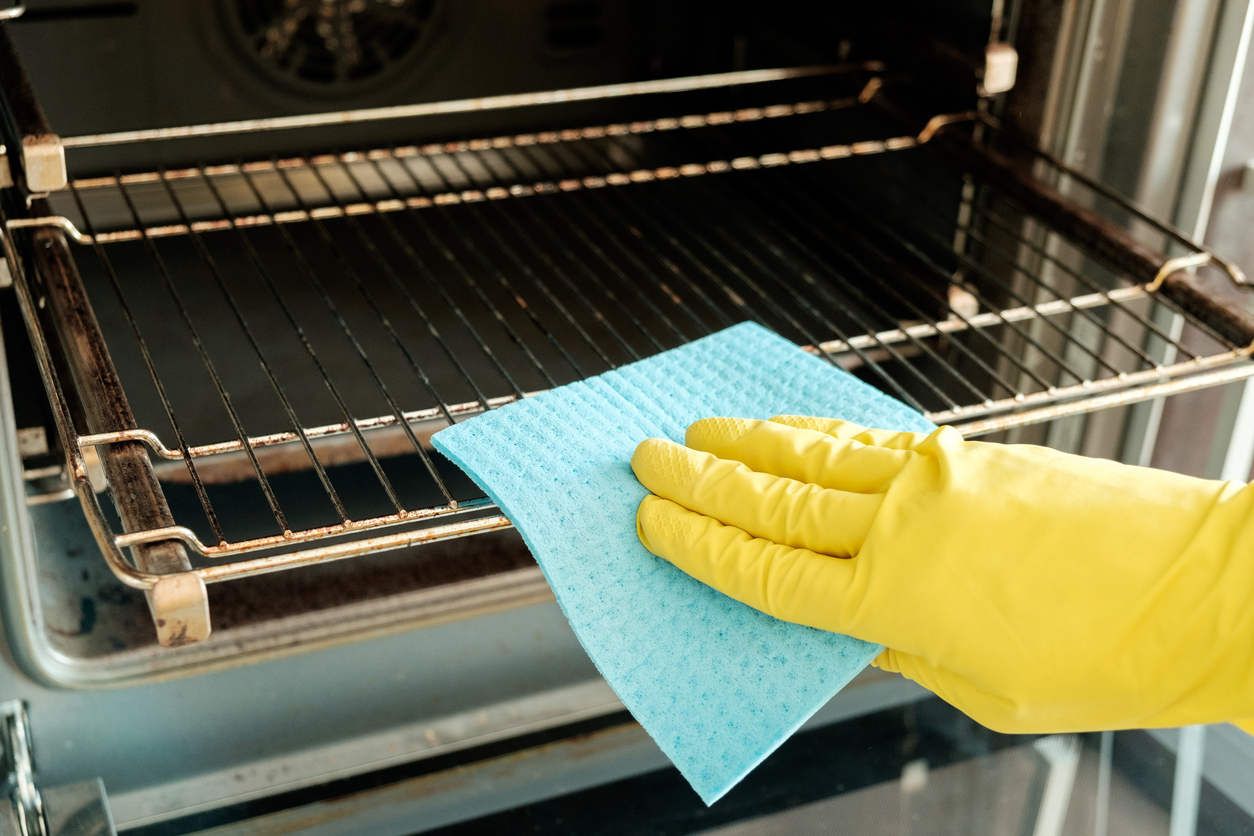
[0,701,116,836]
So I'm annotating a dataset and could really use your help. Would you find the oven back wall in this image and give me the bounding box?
[7,0,644,173]
[5,1,997,174]
[9,0,638,131]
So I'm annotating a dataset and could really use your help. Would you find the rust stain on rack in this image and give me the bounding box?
[79,394,527,461]
[99,514,518,590]
[114,502,504,558]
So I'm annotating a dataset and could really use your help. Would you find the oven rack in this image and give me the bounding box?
[8,64,1254,646]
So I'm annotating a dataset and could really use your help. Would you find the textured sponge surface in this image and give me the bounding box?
[431,322,935,803]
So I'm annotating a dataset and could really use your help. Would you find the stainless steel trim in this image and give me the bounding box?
[106,668,923,832]
[108,678,624,829]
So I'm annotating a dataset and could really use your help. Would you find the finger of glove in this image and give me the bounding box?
[769,415,935,451]
[637,495,854,633]
[685,416,913,494]
[874,648,1022,734]
[633,437,880,556]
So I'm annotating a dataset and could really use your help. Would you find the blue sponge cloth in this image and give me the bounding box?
[431,322,935,803]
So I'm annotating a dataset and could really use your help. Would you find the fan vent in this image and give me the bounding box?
[228,0,440,91]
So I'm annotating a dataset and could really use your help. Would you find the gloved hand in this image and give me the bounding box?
[631,415,1254,734]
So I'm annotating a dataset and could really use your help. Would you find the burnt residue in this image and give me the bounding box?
[78,597,97,635]
[24,214,196,577]
[41,523,534,656]
[205,528,537,632]
[31,497,536,658]
[45,596,98,638]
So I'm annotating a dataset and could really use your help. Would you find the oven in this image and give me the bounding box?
[2,1,1254,834]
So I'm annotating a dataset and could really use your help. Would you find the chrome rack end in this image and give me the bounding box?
[857,77,884,104]
[1146,252,1250,294]
[1146,253,1216,292]
[77,428,180,461]
[917,111,979,144]
[4,216,91,244]
[1217,256,1249,288]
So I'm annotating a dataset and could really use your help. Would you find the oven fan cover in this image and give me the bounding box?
[225,0,442,94]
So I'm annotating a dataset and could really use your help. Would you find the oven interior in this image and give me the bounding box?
[3,0,1253,687]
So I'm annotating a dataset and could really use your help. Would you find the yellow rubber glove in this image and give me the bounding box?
[631,416,1254,734]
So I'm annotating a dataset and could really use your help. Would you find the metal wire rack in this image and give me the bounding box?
[10,66,1254,642]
